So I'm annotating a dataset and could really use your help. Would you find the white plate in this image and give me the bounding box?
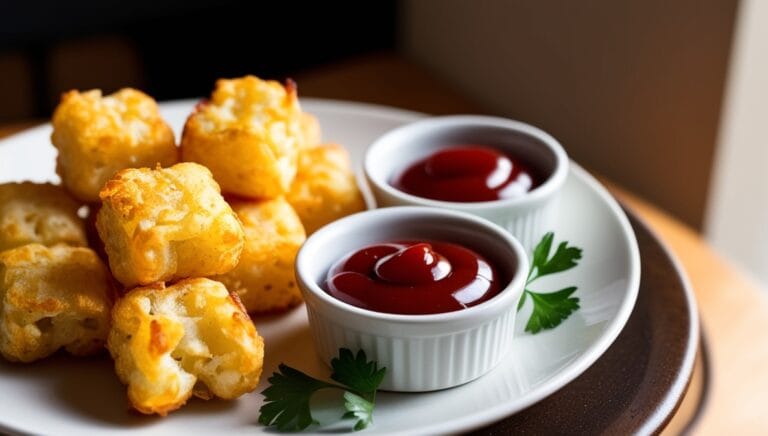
[0,99,640,435]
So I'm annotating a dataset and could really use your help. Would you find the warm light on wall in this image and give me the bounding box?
[705,0,768,290]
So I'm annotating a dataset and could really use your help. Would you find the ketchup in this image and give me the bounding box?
[325,241,504,315]
[392,146,540,202]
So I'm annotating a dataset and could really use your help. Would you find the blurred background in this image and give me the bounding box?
[1,0,766,291]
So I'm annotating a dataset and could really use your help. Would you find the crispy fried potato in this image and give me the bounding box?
[51,88,178,202]
[287,143,366,234]
[180,76,303,199]
[0,182,87,251]
[108,278,264,415]
[0,244,114,362]
[96,163,244,288]
[300,112,321,148]
[214,197,305,313]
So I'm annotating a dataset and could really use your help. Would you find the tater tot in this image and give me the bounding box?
[51,88,178,202]
[214,197,306,313]
[287,143,366,234]
[299,112,321,148]
[0,182,87,251]
[0,244,114,363]
[107,278,264,416]
[96,163,244,288]
[180,76,304,199]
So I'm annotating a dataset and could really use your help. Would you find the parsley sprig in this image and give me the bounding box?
[259,348,386,432]
[517,232,583,333]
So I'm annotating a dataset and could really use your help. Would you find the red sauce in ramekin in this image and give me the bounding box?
[325,240,504,315]
[392,146,540,202]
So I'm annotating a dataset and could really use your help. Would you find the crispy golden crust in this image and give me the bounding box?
[299,112,321,148]
[0,244,114,362]
[214,197,306,313]
[0,182,87,251]
[96,163,244,288]
[287,143,366,234]
[180,76,304,199]
[107,278,264,416]
[51,88,178,202]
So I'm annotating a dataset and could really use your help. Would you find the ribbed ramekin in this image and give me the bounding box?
[295,206,528,392]
[363,115,568,251]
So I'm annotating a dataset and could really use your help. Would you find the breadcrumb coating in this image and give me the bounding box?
[287,143,366,234]
[96,163,244,288]
[51,88,178,202]
[0,244,114,362]
[0,182,86,251]
[214,197,306,313]
[107,278,264,415]
[299,112,321,148]
[180,76,304,199]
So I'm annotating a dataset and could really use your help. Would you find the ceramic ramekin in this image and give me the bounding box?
[363,115,568,250]
[295,206,528,392]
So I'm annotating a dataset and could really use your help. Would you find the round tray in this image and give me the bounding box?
[477,209,704,434]
[0,100,702,434]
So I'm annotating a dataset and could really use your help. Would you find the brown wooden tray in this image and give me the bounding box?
[475,208,706,434]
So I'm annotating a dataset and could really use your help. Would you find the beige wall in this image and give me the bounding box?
[401,0,737,229]
[705,0,768,287]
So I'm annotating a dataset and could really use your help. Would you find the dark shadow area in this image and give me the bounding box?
[0,0,398,121]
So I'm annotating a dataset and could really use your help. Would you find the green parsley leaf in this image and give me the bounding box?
[528,232,583,283]
[516,289,528,311]
[258,364,336,431]
[331,348,386,399]
[537,241,582,276]
[529,232,554,281]
[523,287,580,333]
[342,391,375,431]
[259,349,386,432]
[519,233,584,334]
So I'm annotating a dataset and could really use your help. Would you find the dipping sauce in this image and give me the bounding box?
[325,240,504,315]
[392,146,541,202]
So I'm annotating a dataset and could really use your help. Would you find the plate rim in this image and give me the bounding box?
[0,97,643,434]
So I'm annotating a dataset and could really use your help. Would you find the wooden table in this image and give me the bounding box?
[3,54,767,434]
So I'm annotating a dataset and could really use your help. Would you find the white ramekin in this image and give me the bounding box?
[295,206,528,392]
[363,115,569,251]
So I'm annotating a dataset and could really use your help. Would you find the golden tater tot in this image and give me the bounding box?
[214,197,306,313]
[0,244,114,362]
[0,182,86,251]
[108,278,264,416]
[51,88,178,202]
[299,112,321,147]
[96,163,244,288]
[287,143,366,234]
[180,76,304,199]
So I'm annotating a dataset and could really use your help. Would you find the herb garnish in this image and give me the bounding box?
[259,348,386,432]
[260,233,582,431]
[517,232,583,333]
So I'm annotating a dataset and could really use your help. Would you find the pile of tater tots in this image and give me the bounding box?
[0,76,365,415]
